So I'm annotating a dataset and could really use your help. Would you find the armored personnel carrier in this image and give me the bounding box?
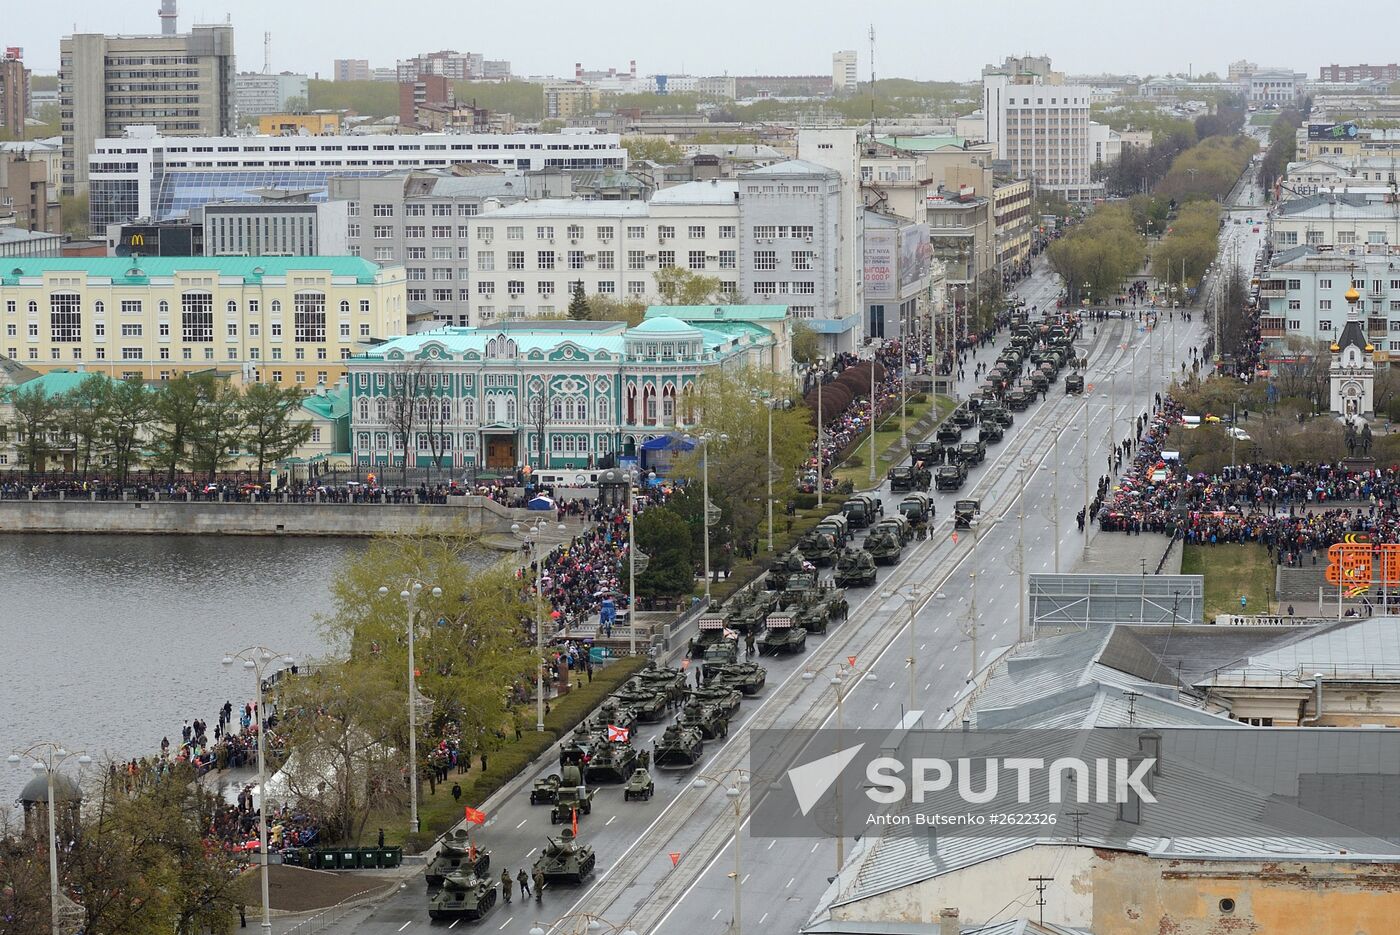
[950,406,978,429]
[652,722,705,768]
[862,525,903,566]
[584,740,638,784]
[757,612,808,655]
[982,406,1013,429]
[707,661,767,696]
[425,829,490,886]
[623,767,655,801]
[979,420,1004,444]
[833,547,878,588]
[428,873,498,921]
[675,698,730,739]
[935,422,963,445]
[533,829,596,884]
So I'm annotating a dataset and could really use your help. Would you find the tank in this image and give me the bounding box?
[634,662,688,703]
[723,589,776,635]
[585,740,639,784]
[764,549,810,591]
[427,872,498,921]
[586,698,638,736]
[833,547,878,588]
[623,767,656,801]
[795,528,837,566]
[652,722,705,768]
[687,684,742,720]
[788,591,835,634]
[675,698,730,740]
[530,773,562,805]
[862,526,903,566]
[611,681,670,721]
[425,829,490,886]
[706,661,767,696]
[532,829,596,884]
[757,612,808,655]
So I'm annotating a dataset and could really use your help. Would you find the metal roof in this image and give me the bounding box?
[649,180,739,204]
[742,159,839,178]
[1205,615,1400,682]
[0,256,387,284]
[476,199,650,219]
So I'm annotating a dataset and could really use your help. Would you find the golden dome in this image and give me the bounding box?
[1345,286,1362,304]
[1366,343,1376,353]
[1331,342,1342,352]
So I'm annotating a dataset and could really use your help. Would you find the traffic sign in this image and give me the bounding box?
[669,852,682,867]
[951,532,959,545]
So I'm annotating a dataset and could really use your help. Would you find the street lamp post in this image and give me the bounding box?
[511,521,562,732]
[7,742,91,935]
[868,351,878,487]
[691,768,749,933]
[803,660,857,872]
[376,583,441,834]
[898,585,929,717]
[687,432,727,604]
[815,365,825,508]
[761,395,790,554]
[626,470,654,656]
[220,647,296,933]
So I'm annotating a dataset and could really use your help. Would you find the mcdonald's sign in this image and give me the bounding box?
[128,233,145,247]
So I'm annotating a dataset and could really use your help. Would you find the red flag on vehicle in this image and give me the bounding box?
[571,808,579,838]
[607,724,630,743]
[464,806,486,825]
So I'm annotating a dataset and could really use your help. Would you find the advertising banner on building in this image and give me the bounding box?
[1308,122,1359,140]
[898,223,932,292]
[864,228,897,301]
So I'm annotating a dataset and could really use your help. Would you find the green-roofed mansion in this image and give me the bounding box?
[346,305,792,471]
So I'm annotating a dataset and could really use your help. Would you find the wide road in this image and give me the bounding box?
[308,260,1209,935]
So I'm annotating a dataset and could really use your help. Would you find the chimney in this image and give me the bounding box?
[939,907,960,935]
[159,0,178,36]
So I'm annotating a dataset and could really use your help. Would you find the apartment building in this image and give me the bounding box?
[544,83,603,120]
[982,63,1100,202]
[396,51,508,83]
[85,128,626,235]
[202,198,349,257]
[60,21,236,194]
[259,113,341,136]
[1320,63,1400,83]
[333,59,371,82]
[0,139,62,202]
[1272,193,1400,252]
[399,75,452,126]
[833,51,858,92]
[0,52,28,137]
[234,72,309,123]
[993,177,1033,274]
[1260,247,1400,365]
[0,153,60,233]
[0,256,406,387]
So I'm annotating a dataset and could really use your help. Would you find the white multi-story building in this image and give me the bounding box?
[982,69,1100,202]
[233,72,309,122]
[1259,247,1400,367]
[833,51,858,92]
[1089,122,1121,167]
[1272,193,1400,250]
[796,128,867,352]
[86,127,626,235]
[1243,69,1306,105]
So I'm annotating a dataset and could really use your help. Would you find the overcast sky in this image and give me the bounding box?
[16,0,1399,81]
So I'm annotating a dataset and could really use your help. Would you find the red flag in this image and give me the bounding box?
[668,852,681,867]
[680,658,691,669]
[464,806,486,825]
[571,808,578,837]
[847,655,857,668]
[607,724,630,743]
[950,532,959,545]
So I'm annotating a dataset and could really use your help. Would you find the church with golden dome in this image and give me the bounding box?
[1330,283,1375,420]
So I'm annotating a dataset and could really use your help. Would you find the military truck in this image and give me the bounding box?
[1005,387,1032,411]
[862,525,904,566]
[707,661,767,696]
[833,546,878,588]
[815,512,850,547]
[428,873,498,921]
[675,698,730,739]
[875,513,913,545]
[888,466,916,492]
[688,613,729,658]
[426,830,491,886]
[533,829,596,884]
[652,723,704,768]
[840,493,883,529]
[550,782,595,825]
[979,420,1004,444]
[935,462,968,491]
[1029,371,1049,394]
[795,527,838,566]
[898,492,934,534]
[1065,373,1084,395]
[757,612,809,655]
[702,635,739,670]
[953,498,981,529]
[909,441,940,465]
[935,422,963,445]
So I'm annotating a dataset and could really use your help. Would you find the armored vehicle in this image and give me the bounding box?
[426,830,491,886]
[785,590,835,635]
[676,698,730,739]
[687,684,742,720]
[840,493,883,529]
[585,740,639,784]
[757,612,809,655]
[586,698,637,737]
[1065,373,1084,395]
[950,406,978,429]
[979,420,1004,444]
[833,547,878,588]
[634,662,688,704]
[764,550,812,592]
[428,873,498,921]
[956,439,987,466]
[532,829,596,884]
[982,406,1013,429]
[795,527,838,566]
[954,498,981,530]
[724,587,778,634]
[702,636,739,669]
[1029,371,1049,394]
[863,525,903,566]
[875,514,913,545]
[652,722,705,768]
[898,492,934,532]
[689,614,728,658]
[888,466,916,492]
[550,782,595,825]
[611,681,670,722]
[935,422,963,445]
[1038,361,1059,382]
[707,660,767,696]
[623,767,655,801]
[1005,388,1031,411]
[935,462,968,491]
[530,773,563,805]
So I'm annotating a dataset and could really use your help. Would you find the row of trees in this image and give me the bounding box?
[1151,201,1224,293]
[6,373,312,482]
[1046,204,1147,304]
[1155,135,1257,202]
[1259,106,1306,195]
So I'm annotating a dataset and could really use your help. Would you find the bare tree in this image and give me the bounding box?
[529,376,553,475]
[425,383,449,483]
[385,359,429,484]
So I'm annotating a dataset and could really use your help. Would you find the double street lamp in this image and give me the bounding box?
[625,470,654,656]
[691,767,750,934]
[760,393,792,553]
[683,432,727,603]
[7,742,91,935]
[376,583,441,835]
[220,646,296,933]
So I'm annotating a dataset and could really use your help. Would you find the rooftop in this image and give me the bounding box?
[877,134,968,152]
[477,198,650,219]
[0,256,389,285]
[645,304,790,322]
[0,227,61,245]
[1276,192,1400,218]
[742,159,839,178]
[649,179,740,205]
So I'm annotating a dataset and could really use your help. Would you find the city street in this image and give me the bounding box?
[307,255,1210,935]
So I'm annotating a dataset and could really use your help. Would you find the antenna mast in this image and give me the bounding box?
[868,24,876,142]
[263,32,271,75]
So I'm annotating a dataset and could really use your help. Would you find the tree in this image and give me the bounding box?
[102,378,151,484]
[240,382,314,482]
[1047,204,1146,304]
[622,136,684,164]
[528,376,552,471]
[568,282,591,320]
[58,373,114,479]
[5,383,60,476]
[634,506,694,599]
[149,374,209,482]
[791,320,821,365]
[653,268,735,305]
[385,359,428,483]
[59,192,88,239]
[586,294,647,327]
[189,380,244,481]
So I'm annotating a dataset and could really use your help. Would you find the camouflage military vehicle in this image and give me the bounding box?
[935,462,967,491]
[689,613,729,658]
[530,773,563,805]
[795,527,838,566]
[1029,371,1049,394]
[428,873,498,921]
[954,498,981,530]
[950,406,978,429]
[1005,387,1032,411]
[634,662,688,704]
[765,549,812,591]
[840,493,882,529]
[898,492,934,533]
[701,635,739,669]
[979,420,1004,444]
[935,422,963,445]
[758,611,808,655]
[611,680,670,722]
[623,766,655,801]
[724,588,778,634]
[675,698,730,740]
[585,740,639,784]
[550,782,595,825]
[887,466,916,492]
[1065,373,1084,395]
[862,525,903,566]
[687,684,742,720]
[982,406,1013,429]
[585,698,637,736]
[875,514,913,545]
[425,829,490,886]
[834,546,878,587]
[707,661,767,696]
[652,722,705,768]
[815,511,850,546]
[909,441,940,465]
[533,829,596,884]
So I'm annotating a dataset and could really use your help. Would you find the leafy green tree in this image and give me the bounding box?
[59,373,114,478]
[568,282,591,320]
[586,294,647,326]
[653,268,734,305]
[634,506,694,599]
[5,383,60,476]
[791,320,821,364]
[240,382,314,481]
[59,192,88,238]
[149,374,209,482]
[189,380,245,480]
[622,136,684,164]
[1047,204,1146,304]
[101,377,151,484]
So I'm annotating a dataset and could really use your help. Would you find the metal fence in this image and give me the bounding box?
[1029,573,1205,630]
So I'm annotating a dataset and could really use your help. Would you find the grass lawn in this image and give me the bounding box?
[832,395,949,489]
[1249,112,1278,126]
[1181,542,1274,621]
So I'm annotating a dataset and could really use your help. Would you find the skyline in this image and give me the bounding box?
[14,0,1400,81]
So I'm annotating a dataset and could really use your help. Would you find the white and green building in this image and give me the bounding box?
[345,305,791,471]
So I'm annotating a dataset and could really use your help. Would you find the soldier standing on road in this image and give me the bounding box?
[518,868,531,897]
[534,867,545,901]
[501,869,513,904]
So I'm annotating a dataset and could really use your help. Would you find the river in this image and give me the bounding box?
[0,534,369,812]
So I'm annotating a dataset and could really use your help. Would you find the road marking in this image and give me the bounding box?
[525,848,536,858]
[449,923,458,931]
[933,627,939,634]
[767,840,775,850]
[920,643,926,650]
[398,923,412,932]
[789,875,798,885]
[809,843,819,853]
[712,909,722,920]
[516,819,527,828]
[759,913,769,925]
[888,681,896,689]
[871,702,879,711]
[938,662,944,670]
[605,815,616,826]
[924,683,932,691]
[498,921,510,931]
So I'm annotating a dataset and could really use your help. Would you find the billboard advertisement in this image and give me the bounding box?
[898,223,932,292]
[1308,122,1359,140]
[864,228,897,301]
